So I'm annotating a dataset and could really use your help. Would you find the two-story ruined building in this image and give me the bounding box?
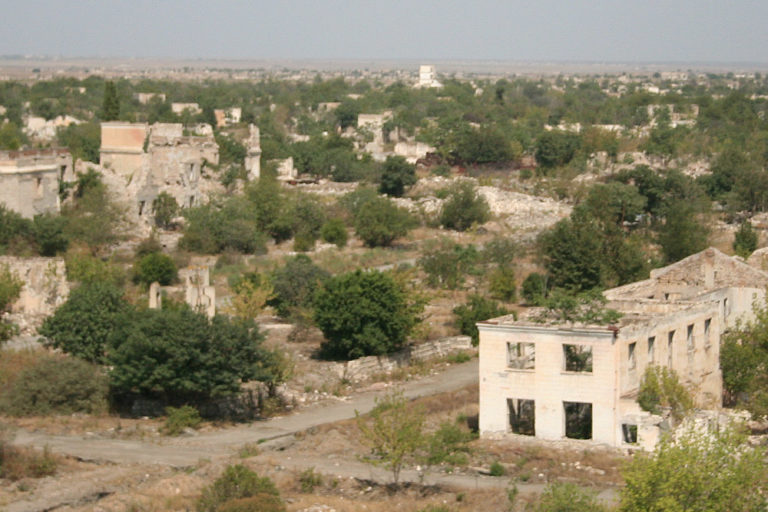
[0,148,74,218]
[478,248,768,448]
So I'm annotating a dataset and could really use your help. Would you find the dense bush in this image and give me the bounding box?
[152,192,179,230]
[320,218,348,248]
[108,309,273,403]
[0,266,23,344]
[1,355,107,416]
[134,252,177,286]
[378,155,417,197]
[733,220,758,258]
[439,181,490,231]
[180,198,266,254]
[535,483,605,512]
[0,443,58,481]
[521,273,548,305]
[453,295,509,345]
[197,464,282,512]
[637,366,693,421]
[352,195,415,247]
[418,239,479,289]
[39,281,129,364]
[314,270,420,359]
[268,255,329,319]
[164,405,202,435]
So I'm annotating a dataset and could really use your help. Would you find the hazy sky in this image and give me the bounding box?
[1,0,767,63]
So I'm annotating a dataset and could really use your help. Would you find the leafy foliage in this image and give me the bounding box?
[180,198,266,254]
[535,483,605,512]
[521,272,548,305]
[378,155,417,197]
[163,405,202,436]
[39,281,129,364]
[101,80,120,121]
[108,309,272,403]
[535,289,622,325]
[268,255,329,319]
[637,366,694,421]
[657,202,709,264]
[439,181,490,231]
[320,218,348,248]
[1,355,107,416]
[453,295,509,345]
[418,239,479,289]
[356,390,426,485]
[733,220,758,258]
[314,270,420,359]
[619,427,767,512]
[0,266,22,343]
[152,192,179,230]
[351,194,415,247]
[197,464,282,512]
[134,252,177,286]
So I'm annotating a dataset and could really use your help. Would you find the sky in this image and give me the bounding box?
[1,0,767,63]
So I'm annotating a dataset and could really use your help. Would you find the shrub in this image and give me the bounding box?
[425,422,474,466]
[298,466,323,493]
[439,181,490,231]
[152,192,179,230]
[292,230,315,252]
[378,155,417,197]
[39,281,129,364]
[488,266,517,302]
[0,266,23,344]
[2,355,107,416]
[64,251,125,285]
[521,273,548,305]
[164,405,202,436]
[134,252,177,286]
[197,464,282,512]
[453,295,509,345]
[637,366,693,421]
[418,239,479,289]
[32,213,69,256]
[320,218,348,248]
[733,220,758,258]
[0,443,58,481]
[535,483,604,512]
[269,255,330,319]
[353,196,415,247]
[489,460,506,476]
[314,270,420,359]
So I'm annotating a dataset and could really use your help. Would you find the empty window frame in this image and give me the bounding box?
[648,336,656,363]
[687,324,694,351]
[622,423,638,444]
[507,398,535,436]
[564,401,592,440]
[507,342,535,370]
[704,318,711,348]
[668,330,675,366]
[563,344,593,372]
[628,342,637,370]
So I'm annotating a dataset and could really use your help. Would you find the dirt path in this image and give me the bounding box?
[10,360,480,467]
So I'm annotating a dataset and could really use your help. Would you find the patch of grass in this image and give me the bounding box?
[444,351,472,364]
[489,460,506,477]
[0,443,58,481]
[298,466,323,493]
[238,443,260,459]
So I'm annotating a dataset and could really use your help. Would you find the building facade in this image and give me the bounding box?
[478,248,768,448]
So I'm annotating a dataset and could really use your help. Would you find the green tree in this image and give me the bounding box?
[32,214,69,256]
[733,220,758,258]
[657,202,709,263]
[378,155,417,197]
[352,196,415,247]
[535,130,581,169]
[0,122,24,150]
[418,239,479,289]
[0,205,33,253]
[62,170,126,252]
[268,255,329,319]
[521,272,548,305]
[320,218,348,248]
[439,181,490,231]
[57,122,100,163]
[101,80,120,121]
[39,281,129,364]
[356,389,426,485]
[152,192,179,230]
[108,310,272,403]
[637,366,693,422]
[620,427,767,512]
[453,295,509,345]
[314,270,420,359]
[134,252,177,286]
[539,212,604,291]
[0,266,23,344]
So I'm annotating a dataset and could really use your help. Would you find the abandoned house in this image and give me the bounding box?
[99,121,219,224]
[0,148,74,218]
[478,248,768,448]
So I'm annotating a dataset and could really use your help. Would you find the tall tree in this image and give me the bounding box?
[102,80,120,121]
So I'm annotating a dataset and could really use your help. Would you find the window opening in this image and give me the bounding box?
[563,344,593,372]
[564,401,592,439]
[507,398,535,436]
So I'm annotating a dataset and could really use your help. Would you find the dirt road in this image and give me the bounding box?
[11,359,480,467]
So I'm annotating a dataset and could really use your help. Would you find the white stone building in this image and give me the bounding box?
[478,248,768,448]
[0,148,74,218]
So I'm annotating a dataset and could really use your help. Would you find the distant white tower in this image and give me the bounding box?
[417,65,443,89]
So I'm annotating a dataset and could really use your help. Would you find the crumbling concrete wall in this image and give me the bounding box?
[331,336,473,382]
[0,149,73,218]
[244,124,261,180]
[0,256,69,333]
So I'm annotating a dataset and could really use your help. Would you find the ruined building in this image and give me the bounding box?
[0,148,74,218]
[478,248,768,449]
[99,122,219,226]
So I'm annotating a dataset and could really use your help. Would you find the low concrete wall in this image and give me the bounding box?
[332,336,473,381]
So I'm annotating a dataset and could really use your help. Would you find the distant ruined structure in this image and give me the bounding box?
[244,124,262,181]
[0,148,74,218]
[99,122,220,228]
